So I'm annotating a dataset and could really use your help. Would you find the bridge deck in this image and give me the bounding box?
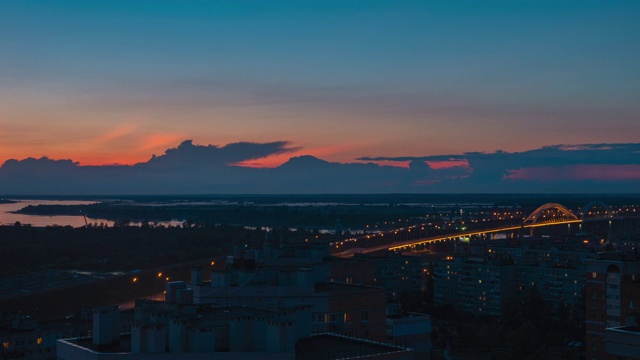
[335,219,583,257]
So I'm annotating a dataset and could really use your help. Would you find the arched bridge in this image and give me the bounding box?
[523,203,578,226]
[576,201,616,220]
[510,201,619,226]
[334,201,626,256]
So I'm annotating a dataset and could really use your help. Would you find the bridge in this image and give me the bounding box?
[334,201,634,256]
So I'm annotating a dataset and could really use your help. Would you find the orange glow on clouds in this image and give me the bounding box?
[427,159,470,169]
[232,153,293,168]
[365,160,411,169]
[360,159,470,170]
[234,144,357,168]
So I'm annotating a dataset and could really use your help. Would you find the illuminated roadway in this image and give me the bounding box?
[333,201,639,257]
[335,219,583,256]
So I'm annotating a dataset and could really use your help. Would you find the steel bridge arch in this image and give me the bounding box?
[523,203,578,226]
[577,201,615,220]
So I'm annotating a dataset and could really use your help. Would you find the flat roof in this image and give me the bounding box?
[65,334,132,354]
[296,333,411,359]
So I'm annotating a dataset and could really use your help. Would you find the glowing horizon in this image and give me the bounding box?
[1,1,639,177]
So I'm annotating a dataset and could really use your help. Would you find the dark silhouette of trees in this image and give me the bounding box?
[0,224,316,276]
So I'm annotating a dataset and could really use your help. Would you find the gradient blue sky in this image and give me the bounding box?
[1,0,639,166]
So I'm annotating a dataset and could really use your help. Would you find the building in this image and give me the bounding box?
[487,244,590,307]
[433,258,516,316]
[489,244,596,268]
[432,237,598,317]
[433,251,587,317]
[386,312,432,359]
[368,253,424,305]
[0,312,97,360]
[515,264,585,307]
[57,240,408,359]
[0,318,60,360]
[296,334,414,360]
[604,325,640,359]
[191,241,388,339]
[585,254,640,360]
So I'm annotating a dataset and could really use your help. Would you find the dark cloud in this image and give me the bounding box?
[1,157,78,172]
[357,143,640,192]
[0,142,638,195]
[359,143,640,168]
[358,143,640,165]
[357,155,464,162]
[141,140,299,168]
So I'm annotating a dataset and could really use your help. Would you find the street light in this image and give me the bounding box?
[154,273,163,300]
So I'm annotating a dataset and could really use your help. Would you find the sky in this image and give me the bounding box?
[1,1,639,173]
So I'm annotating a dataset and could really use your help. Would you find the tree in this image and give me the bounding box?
[522,285,546,327]
[508,321,542,360]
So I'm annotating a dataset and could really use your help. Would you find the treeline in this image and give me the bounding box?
[15,203,433,229]
[0,224,324,276]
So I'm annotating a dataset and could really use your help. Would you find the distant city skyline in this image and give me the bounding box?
[1,1,639,190]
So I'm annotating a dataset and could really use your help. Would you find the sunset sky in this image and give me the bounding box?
[1,0,639,167]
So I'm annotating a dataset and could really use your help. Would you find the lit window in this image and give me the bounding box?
[344,313,352,323]
[3,342,10,348]
[37,338,43,345]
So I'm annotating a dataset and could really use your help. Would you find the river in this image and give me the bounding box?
[0,199,113,227]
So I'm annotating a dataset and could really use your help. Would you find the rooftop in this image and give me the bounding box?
[296,333,412,360]
[64,334,132,354]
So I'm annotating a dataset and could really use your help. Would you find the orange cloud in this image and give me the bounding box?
[234,144,356,168]
[365,160,411,169]
[427,159,470,169]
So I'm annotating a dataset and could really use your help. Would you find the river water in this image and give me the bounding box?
[0,199,113,227]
